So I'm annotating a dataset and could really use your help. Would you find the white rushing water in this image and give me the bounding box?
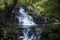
[18,7,36,27]
[17,6,42,40]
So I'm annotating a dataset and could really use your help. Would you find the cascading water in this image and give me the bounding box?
[17,6,42,40]
[18,7,36,27]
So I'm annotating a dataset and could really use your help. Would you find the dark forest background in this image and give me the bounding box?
[0,0,60,40]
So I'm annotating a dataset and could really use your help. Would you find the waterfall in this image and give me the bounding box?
[18,7,36,28]
[16,6,42,40]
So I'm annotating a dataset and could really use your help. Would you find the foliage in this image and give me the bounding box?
[0,0,60,40]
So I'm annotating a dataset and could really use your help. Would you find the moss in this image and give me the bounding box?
[0,4,5,10]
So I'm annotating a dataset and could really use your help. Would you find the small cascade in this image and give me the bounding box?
[18,7,36,28]
[16,6,42,40]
